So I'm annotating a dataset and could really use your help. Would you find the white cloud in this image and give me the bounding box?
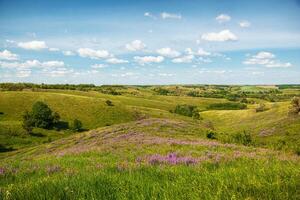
[125,40,146,51]
[0,60,65,69]
[185,48,211,56]
[243,51,292,68]
[18,40,48,50]
[45,68,74,77]
[16,70,31,78]
[201,30,238,42]
[161,12,182,20]
[196,48,211,56]
[144,12,156,19]
[239,20,251,28]
[172,55,194,63]
[158,73,174,77]
[91,64,107,69]
[106,57,128,64]
[49,47,60,52]
[156,47,181,58]
[134,56,164,65]
[77,48,111,59]
[216,14,231,23]
[63,51,75,56]
[0,50,19,60]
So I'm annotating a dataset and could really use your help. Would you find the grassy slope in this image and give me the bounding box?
[202,102,300,150]
[0,118,299,199]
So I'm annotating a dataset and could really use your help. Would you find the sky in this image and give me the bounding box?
[0,0,300,85]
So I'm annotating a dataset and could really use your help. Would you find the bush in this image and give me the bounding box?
[207,102,247,110]
[22,101,60,133]
[72,119,83,132]
[289,97,300,115]
[31,101,55,129]
[174,104,197,117]
[255,103,267,112]
[105,100,113,106]
[206,131,217,139]
[233,131,252,146]
[22,111,34,134]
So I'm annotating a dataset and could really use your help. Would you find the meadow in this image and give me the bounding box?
[0,84,300,199]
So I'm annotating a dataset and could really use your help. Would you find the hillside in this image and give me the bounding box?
[0,85,300,199]
[1,118,299,199]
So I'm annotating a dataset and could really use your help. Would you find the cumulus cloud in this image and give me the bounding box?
[125,40,146,51]
[45,68,74,77]
[63,51,75,56]
[185,48,211,56]
[216,14,231,23]
[172,55,194,63]
[16,69,31,78]
[243,51,292,68]
[201,30,238,42]
[144,12,156,19]
[156,47,181,58]
[0,60,65,69]
[239,20,251,28]
[106,57,128,64]
[91,64,107,69]
[161,12,182,20]
[49,47,60,52]
[77,48,111,59]
[134,56,164,65]
[158,73,174,77]
[18,40,48,50]
[0,50,19,60]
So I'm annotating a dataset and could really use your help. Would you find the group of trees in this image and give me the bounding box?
[22,101,83,134]
[172,104,200,119]
[289,97,300,115]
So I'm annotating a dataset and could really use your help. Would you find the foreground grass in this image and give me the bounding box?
[1,156,299,200]
[1,118,299,199]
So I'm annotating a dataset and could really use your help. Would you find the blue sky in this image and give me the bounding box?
[0,0,300,84]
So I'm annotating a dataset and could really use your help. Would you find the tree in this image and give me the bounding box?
[289,97,300,115]
[31,101,54,128]
[52,112,60,124]
[22,111,34,134]
[72,119,83,132]
[255,103,267,112]
[21,102,60,133]
[105,100,113,106]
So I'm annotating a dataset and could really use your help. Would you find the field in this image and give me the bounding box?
[0,84,300,199]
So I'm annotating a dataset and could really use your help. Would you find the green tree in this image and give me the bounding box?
[289,97,300,115]
[31,101,55,128]
[72,119,83,132]
[22,111,34,134]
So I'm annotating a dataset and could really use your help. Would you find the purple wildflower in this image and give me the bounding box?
[0,167,5,175]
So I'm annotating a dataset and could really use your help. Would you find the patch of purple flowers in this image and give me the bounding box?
[0,167,5,175]
[147,153,198,165]
[46,165,61,174]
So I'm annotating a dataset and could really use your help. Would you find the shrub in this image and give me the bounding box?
[22,111,34,134]
[31,101,55,129]
[22,101,61,132]
[207,102,247,110]
[206,131,217,139]
[192,110,201,120]
[72,119,83,132]
[289,97,300,115]
[105,100,113,106]
[255,103,267,112]
[174,104,197,117]
[233,131,252,146]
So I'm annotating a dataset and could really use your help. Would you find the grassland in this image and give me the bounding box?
[0,84,299,199]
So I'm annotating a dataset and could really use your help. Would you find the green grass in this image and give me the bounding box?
[0,86,300,199]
